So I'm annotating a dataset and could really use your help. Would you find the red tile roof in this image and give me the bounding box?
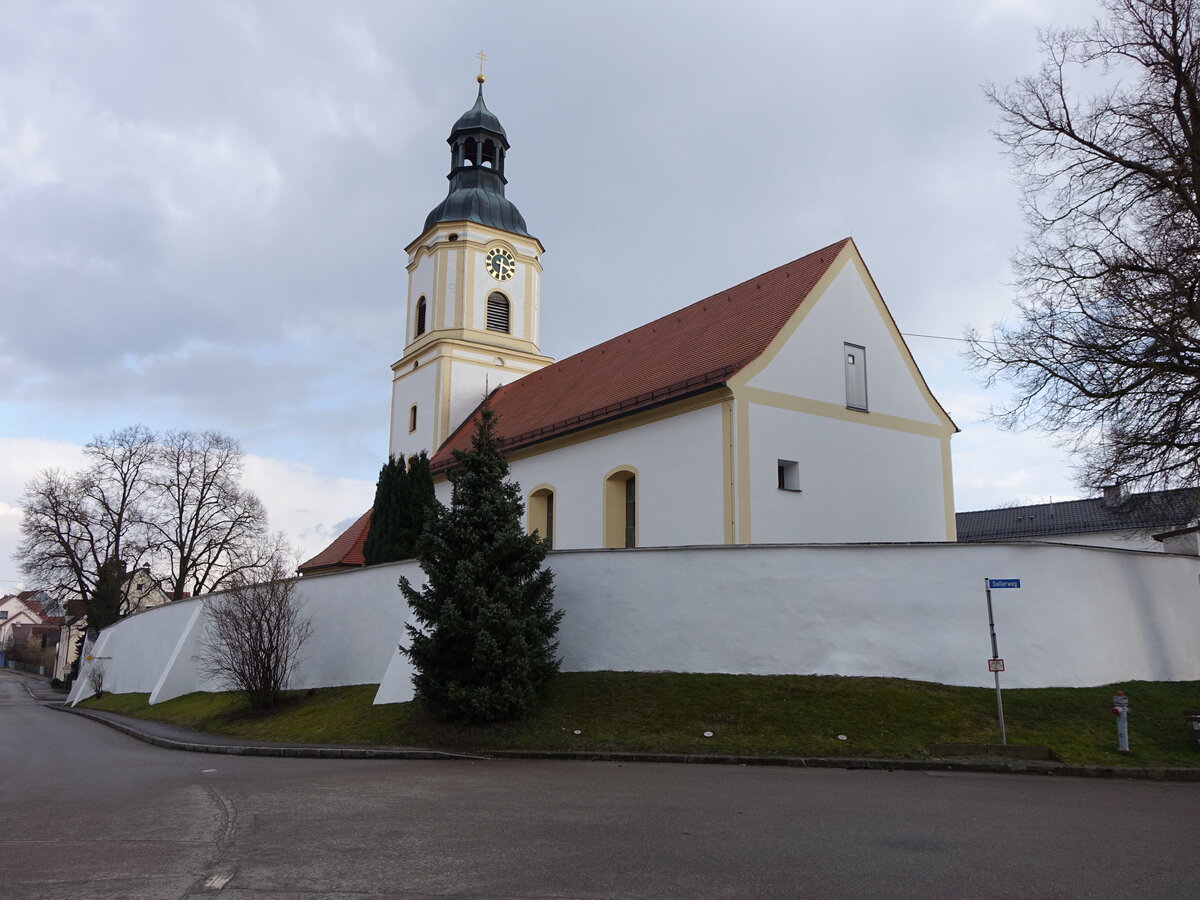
[304,238,873,569]
[297,509,373,574]
[430,238,851,471]
[2,591,55,622]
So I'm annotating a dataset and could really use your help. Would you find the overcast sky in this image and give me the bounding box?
[0,0,1101,590]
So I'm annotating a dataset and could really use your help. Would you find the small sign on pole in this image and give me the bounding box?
[983,577,1021,745]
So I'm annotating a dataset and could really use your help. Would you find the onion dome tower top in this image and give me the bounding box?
[423,74,530,236]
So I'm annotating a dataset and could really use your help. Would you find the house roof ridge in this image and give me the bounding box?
[297,509,374,573]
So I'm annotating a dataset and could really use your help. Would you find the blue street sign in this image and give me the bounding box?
[987,579,1021,589]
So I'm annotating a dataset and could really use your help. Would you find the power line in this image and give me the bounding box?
[901,332,998,346]
[901,332,970,344]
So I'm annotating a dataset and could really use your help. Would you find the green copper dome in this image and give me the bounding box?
[450,86,508,141]
[423,85,531,237]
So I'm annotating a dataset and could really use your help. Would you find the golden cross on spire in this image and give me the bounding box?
[475,50,487,84]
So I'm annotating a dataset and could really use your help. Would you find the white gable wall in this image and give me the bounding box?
[736,252,954,542]
[744,260,945,426]
[747,403,949,542]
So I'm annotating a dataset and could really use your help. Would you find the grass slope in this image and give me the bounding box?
[81,672,1200,767]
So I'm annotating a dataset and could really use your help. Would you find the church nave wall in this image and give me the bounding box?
[503,403,727,550]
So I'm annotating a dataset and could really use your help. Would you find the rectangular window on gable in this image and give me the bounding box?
[777,459,801,492]
[844,343,868,411]
[0,610,8,620]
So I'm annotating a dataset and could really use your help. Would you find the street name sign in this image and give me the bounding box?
[987,579,1021,589]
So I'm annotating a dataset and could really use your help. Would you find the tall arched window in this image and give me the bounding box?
[604,468,637,548]
[487,292,510,333]
[528,487,555,549]
[415,297,427,337]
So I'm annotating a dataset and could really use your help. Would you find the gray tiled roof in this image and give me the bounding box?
[956,488,1200,542]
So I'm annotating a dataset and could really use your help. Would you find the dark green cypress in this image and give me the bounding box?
[400,401,562,723]
[88,557,126,631]
[398,451,435,560]
[362,455,408,565]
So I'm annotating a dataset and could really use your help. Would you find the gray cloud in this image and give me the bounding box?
[0,0,1099,586]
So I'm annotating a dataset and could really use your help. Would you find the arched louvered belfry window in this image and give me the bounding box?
[486,292,510,333]
[415,297,427,337]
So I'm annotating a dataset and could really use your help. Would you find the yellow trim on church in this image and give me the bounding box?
[736,387,948,438]
[722,398,735,544]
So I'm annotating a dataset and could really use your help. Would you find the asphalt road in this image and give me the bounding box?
[2,670,1197,899]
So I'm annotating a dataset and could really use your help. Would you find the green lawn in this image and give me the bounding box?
[80,672,1200,767]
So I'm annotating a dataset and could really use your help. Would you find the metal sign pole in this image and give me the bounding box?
[985,578,1007,745]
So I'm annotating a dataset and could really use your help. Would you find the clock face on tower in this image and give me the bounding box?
[485,246,516,281]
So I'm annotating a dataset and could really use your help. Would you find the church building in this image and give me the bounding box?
[299,79,957,574]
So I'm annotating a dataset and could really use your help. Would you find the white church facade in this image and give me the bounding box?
[300,80,957,573]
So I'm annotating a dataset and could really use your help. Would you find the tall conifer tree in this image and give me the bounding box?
[400,452,435,559]
[362,455,408,565]
[88,557,127,632]
[400,401,562,723]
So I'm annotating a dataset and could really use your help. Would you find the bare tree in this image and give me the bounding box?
[971,0,1200,491]
[148,430,271,601]
[15,426,277,631]
[16,426,155,607]
[194,554,312,711]
[86,662,107,698]
[85,425,156,568]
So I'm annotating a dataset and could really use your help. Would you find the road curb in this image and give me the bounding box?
[48,704,484,761]
[44,704,1200,780]
[479,749,1200,781]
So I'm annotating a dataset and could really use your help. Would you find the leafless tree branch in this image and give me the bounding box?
[193,553,312,711]
[972,0,1200,491]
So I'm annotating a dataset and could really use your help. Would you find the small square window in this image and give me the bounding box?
[777,459,801,492]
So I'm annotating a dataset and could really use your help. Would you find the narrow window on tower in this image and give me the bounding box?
[409,404,418,433]
[487,292,510,333]
[415,297,427,337]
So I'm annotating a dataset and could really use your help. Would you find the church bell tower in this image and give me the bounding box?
[389,74,552,460]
